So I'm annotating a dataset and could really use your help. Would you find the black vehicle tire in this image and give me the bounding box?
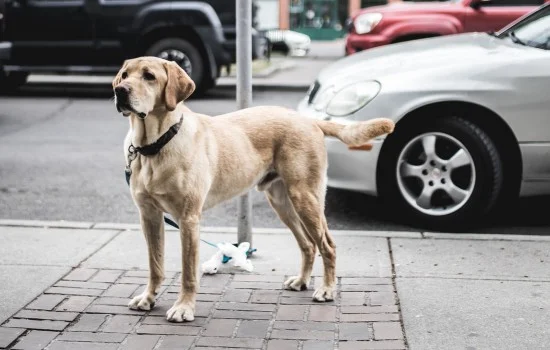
[145,38,209,97]
[0,69,29,93]
[377,116,503,232]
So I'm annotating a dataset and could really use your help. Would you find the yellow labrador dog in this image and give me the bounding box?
[112,56,394,323]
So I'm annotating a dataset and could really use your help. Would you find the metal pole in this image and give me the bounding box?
[236,0,253,248]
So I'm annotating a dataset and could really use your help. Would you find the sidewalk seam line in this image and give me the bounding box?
[387,237,409,349]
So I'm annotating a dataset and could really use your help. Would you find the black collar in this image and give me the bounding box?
[132,115,184,156]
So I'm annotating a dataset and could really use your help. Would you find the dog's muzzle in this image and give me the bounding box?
[114,85,147,119]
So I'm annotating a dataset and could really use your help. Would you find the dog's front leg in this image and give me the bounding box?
[128,207,165,311]
[166,214,200,322]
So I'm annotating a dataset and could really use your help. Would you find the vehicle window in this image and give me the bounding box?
[499,5,550,49]
[483,0,544,6]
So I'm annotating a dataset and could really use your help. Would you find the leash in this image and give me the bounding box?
[123,116,255,263]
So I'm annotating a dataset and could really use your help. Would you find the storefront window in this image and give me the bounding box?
[289,0,345,39]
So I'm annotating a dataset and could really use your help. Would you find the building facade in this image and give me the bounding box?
[255,0,390,40]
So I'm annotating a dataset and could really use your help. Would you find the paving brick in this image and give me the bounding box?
[342,285,394,292]
[267,339,298,350]
[196,293,220,302]
[140,316,206,327]
[222,289,251,302]
[102,284,140,298]
[102,315,141,333]
[196,336,263,348]
[85,304,146,315]
[373,322,403,340]
[120,335,160,350]
[308,305,336,322]
[56,296,95,312]
[233,274,284,282]
[271,329,334,340]
[157,335,194,349]
[125,270,178,279]
[237,320,270,338]
[12,330,58,350]
[63,269,98,281]
[339,323,372,340]
[342,278,392,285]
[213,310,272,320]
[199,274,231,288]
[26,295,66,311]
[197,286,225,294]
[0,327,25,348]
[14,310,79,322]
[203,318,238,337]
[274,321,334,331]
[56,332,126,342]
[341,292,365,306]
[276,305,307,321]
[303,340,334,350]
[69,314,107,332]
[280,297,327,305]
[341,314,400,322]
[136,324,201,335]
[4,319,68,331]
[230,281,282,289]
[55,281,111,290]
[195,302,214,317]
[45,287,102,297]
[217,302,276,312]
[369,292,396,306]
[341,306,399,314]
[47,340,118,350]
[90,270,124,283]
[250,290,280,304]
[116,276,150,284]
[338,340,406,350]
[93,297,129,306]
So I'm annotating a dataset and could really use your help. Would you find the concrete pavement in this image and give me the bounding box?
[1,220,550,349]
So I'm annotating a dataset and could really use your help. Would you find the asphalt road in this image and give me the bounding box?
[1,83,550,234]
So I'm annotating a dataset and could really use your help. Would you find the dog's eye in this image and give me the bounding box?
[121,72,127,79]
[143,72,155,81]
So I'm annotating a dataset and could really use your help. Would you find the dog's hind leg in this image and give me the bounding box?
[287,185,336,302]
[128,207,165,311]
[265,180,316,291]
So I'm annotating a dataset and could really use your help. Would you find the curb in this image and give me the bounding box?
[1,219,550,242]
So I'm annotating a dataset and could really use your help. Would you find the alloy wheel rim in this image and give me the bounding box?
[396,132,476,216]
[158,49,192,76]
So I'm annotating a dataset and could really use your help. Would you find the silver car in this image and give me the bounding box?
[297,3,550,231]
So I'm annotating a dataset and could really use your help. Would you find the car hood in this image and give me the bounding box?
[317,33,526,85]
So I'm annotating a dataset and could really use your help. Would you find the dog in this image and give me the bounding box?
[112,56,395,323]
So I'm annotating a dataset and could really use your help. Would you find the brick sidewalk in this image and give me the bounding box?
[0,268,407,350]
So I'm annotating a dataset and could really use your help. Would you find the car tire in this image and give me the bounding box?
[145,38,211,96]
[0,69,29,93]
[377,116,503,231]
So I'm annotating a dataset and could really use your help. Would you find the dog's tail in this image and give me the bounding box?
[316,118,395,150]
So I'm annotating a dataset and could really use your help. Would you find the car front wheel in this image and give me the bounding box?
[378,116,503,231]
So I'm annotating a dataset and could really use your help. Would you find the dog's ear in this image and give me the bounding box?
[163,61,196,111]
[112,60,129,89]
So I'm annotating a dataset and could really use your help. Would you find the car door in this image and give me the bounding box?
[4,0,94,66]
[464,0,545,33]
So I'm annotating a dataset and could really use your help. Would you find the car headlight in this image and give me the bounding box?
[354,13,383,34]
[326,81,381,117]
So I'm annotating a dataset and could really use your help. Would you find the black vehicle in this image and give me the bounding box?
[0,0,267,94]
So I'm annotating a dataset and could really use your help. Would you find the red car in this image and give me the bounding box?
[345,0,548,55]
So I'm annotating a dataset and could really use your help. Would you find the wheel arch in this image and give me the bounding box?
[378,100,522,202]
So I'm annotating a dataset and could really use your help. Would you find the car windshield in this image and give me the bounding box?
[498,5,550,50]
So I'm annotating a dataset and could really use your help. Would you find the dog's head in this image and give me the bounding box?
[112,56,195,119]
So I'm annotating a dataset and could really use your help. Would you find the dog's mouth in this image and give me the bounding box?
[116,101,147,120]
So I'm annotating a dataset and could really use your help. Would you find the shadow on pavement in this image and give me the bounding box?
[325,187,550,235]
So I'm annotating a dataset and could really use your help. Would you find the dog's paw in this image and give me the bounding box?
[312,285,335,302]
[128,292,155,311]
[166,301,195,322]
[284,276,309,291]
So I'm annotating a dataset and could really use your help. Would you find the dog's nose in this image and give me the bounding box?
[114,85,131,98]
